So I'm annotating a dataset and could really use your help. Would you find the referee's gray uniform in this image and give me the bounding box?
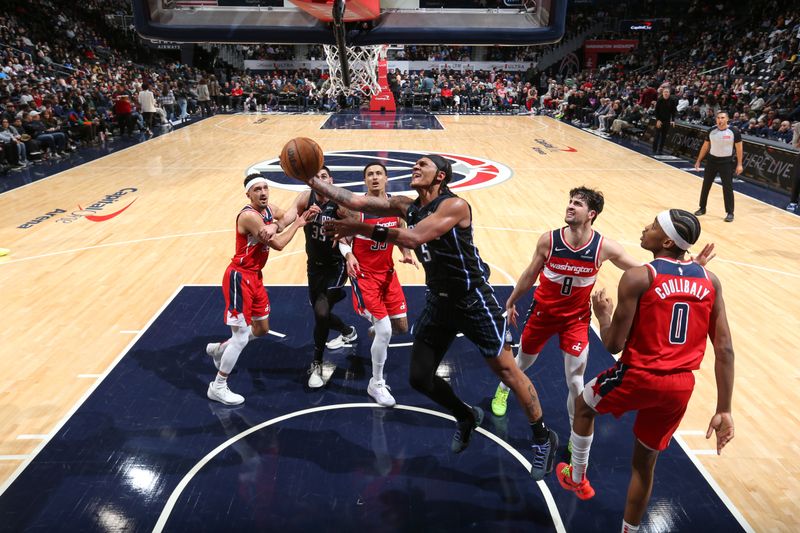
[697,126,741,218]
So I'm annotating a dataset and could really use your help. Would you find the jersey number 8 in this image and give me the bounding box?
[561,276,573,296]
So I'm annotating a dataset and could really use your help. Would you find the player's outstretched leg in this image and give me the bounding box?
[486,346,558,480]
[492,348,539,417]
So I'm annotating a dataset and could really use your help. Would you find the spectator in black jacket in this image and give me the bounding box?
[23,111,67,157]
[652,88,677,155]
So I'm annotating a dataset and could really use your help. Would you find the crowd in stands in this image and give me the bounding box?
[1,0,798,175]
[535,0,800,146]
[0,0,235,172]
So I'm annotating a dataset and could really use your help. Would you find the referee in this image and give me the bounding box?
[694,111,743,222]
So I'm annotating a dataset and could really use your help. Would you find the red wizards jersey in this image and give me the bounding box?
[230,205,274,272]
[352,212,400,273]
[535,227,603,318]
[622,258,715,371]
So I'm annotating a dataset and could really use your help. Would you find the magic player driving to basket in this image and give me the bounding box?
[286,152,561,481]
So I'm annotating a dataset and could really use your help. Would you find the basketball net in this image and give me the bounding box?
[323,44,385,97]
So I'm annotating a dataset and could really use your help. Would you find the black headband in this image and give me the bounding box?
[425,154,452,184]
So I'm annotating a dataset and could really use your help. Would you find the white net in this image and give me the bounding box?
[323,44,384,97]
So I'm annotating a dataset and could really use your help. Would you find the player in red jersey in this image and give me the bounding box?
[341,163,417,407]
[556,209,735,533]
[492,187,640,422]
[206,174,319,405]
[490,187,714,427]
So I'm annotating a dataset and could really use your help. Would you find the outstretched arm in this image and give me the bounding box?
[303,174,413,217]
[238,210,275,244]
[705,271,735,454]
[604,237,716,270]
[602,237,641,271]
[269,205,320,251]
[505,232,549,327]
[325,197,470,249]
[591,266,651,353]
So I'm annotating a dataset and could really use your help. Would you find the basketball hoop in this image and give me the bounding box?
[323,44,384,96]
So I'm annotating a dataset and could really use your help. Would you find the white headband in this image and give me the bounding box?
[657,210,691,251]
[244,176,268,193]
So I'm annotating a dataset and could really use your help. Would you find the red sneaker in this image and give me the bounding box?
[556,462,595,500]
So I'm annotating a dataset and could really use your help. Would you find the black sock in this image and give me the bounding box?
[313,348,323,364]
[531,417,549,443]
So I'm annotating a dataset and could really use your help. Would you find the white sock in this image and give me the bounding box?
[219,326,250,374]
[622,520,640,533]
[370,317,392,382]
[219,326,256,352]
[564,347,588,428]
[499,350,539,392]
[214,373,227,388]
[570,430,593,483]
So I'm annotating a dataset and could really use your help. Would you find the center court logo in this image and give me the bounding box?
[246,150,512,195]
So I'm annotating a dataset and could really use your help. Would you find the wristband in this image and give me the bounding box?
[338,242,352,257]
[371,225,389,243]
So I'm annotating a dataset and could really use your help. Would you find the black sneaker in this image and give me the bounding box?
[530,429,559,480]
[694,208,706,216]
[451,406,484,453]
[724,213,734,222]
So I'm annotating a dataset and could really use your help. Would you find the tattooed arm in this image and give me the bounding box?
[306,175,413,218]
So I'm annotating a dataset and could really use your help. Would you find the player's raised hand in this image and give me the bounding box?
[706,412,734,454]
[591,288,613,319]
[691,243,716,266]
[296,205,320,227]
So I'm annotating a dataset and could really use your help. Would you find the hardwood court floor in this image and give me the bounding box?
[0,114,797,530]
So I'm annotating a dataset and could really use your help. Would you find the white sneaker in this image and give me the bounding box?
[367,378,396,407]
[326,326,358,349]
[206,342,224,370]
[207,382,244,405]
[308,362,324,388]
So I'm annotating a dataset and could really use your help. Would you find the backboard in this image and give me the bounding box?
[132,0,567,46]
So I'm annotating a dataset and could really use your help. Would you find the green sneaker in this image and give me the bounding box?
[491,383,510,417]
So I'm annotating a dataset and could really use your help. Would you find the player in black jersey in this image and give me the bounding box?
[284,166,357,388]
[288,153,559,480]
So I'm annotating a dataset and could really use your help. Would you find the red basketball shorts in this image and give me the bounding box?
[222,265,270,327]
[520,307,590,357]
[351,269,407,321]
[583,362,695,451]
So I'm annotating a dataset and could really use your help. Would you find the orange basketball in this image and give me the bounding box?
[279,137,324,181]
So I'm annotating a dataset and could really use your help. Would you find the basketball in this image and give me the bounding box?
[280,137,324,181]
